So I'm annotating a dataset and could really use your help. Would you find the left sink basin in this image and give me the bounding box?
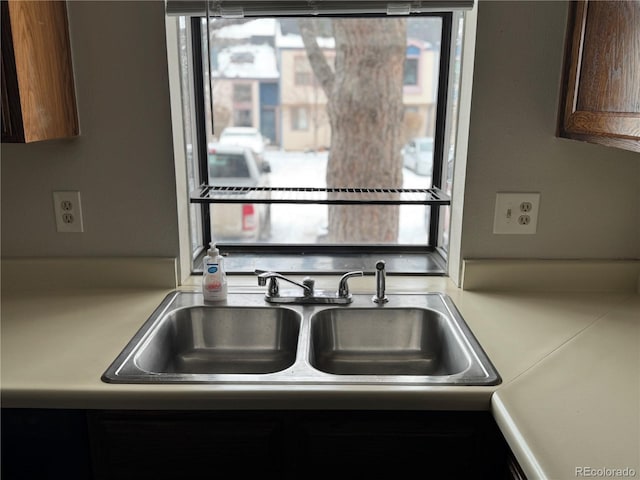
[136,306,300,375]
[102,292,301,383]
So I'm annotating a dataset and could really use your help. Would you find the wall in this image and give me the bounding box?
[1,1,178,258]
[461,0,639,260]
[1,1,638,264]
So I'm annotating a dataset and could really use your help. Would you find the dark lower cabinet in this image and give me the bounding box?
[2,409,525,480]
[88,411,285,479]
[1,409,92,480]
[507,450,529,480]
[291,411,506,478]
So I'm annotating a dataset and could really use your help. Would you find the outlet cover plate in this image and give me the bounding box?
[53,191,84,233]
[493,192,540,234]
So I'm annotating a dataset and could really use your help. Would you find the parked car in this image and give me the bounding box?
[218,127,269,164]
[207,144,271,241]
[402,136,434,176]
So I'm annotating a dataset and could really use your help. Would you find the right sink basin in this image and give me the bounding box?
[309,307,471,376]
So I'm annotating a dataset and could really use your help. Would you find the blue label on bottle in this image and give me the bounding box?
[207,264,218,274]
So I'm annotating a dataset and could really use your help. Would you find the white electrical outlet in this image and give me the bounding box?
[493,192,540,234]
[53,191,84,233]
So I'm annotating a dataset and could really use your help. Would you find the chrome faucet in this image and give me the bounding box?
[372,260,388,304]
[255,269,363,304]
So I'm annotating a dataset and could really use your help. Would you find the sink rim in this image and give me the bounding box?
[102,291,501,386]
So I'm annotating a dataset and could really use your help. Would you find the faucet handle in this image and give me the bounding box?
[338,271,364,298]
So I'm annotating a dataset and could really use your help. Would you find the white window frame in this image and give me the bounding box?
[165,6,478,285]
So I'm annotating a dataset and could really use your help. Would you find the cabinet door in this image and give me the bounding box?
[1,1,24,142]
[558,0,640,152]
[88,411,285,480]
[506,451,529,480]
[1,409,92,480]
[292,411,507,479]
[1,0,78,143]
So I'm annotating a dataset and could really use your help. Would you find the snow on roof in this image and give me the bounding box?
[212,18,278,39]
[212,18,333,49]
[275,30,335,50]
[214,43,279,79]
[407,38,433,50]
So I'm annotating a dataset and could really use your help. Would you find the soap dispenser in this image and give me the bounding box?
[202,243,227,302]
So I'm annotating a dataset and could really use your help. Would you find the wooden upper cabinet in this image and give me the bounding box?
[1,0,78,143]
[558,0,640,153]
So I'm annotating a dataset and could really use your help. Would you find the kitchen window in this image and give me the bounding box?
[232,108,252,126]
[233,83,252,102]
[403,57,419,86]
[294,56,313,86]
[168,1,470,274]
[291,106,309,131]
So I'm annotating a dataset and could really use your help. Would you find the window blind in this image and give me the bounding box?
[166,0,474,17]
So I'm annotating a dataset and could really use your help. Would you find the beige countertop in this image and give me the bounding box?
[1,272,639,479]
[493,296,640,480]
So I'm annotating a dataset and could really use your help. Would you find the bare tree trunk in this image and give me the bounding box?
[300,18,406,243]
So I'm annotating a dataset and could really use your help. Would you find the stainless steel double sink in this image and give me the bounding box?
[102,291,500,386]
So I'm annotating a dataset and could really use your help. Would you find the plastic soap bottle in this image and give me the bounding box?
[202,243,227,302]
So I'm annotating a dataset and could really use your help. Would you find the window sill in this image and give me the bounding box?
[193,249,447,276]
